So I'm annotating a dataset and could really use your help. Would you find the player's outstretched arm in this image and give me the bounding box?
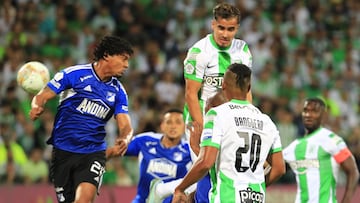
[340,155,359,203]
[185,79,204,154]
[172,146,217,203]
[29,86,56,120]
[114,113,133,156]
[265,151,285,186]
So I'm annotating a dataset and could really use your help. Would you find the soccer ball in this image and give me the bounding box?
[17,61,50,94]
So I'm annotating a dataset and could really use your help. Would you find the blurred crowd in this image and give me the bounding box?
[0,0,359,186]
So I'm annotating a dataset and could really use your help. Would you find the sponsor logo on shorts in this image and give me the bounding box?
[239,187,264,203]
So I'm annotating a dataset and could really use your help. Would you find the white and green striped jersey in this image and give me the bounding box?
[283,127,350,203]
[184,34,252,103]
[201,99,282,203]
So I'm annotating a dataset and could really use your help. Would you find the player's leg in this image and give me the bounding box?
[74,182,97,203]
[50,149,76,203]
[73,151,106,203]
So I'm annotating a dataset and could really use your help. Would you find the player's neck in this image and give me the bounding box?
[161,136,180,148]
[93,62,110,82]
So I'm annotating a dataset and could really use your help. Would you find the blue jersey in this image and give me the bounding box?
[125,132,192,203]
[47,63,129,153]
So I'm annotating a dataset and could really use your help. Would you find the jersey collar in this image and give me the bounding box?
[230,99,250,104]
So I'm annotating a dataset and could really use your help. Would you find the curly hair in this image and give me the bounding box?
[93,36,134,61]
[228,63,252,92]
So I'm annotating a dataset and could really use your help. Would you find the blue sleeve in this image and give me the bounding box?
[47,69,72,94]
[125,136,141,156]
[114,83,129,115]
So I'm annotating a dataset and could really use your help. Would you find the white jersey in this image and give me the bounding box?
[184,34,252,102]
[283,127,351,203]
[201,99,282,203]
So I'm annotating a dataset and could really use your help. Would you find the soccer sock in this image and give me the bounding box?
[156,179,196,198]
[156,179,183,198]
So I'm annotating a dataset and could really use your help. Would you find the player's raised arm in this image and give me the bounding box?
[30,86,57,120]
[339,152,359,203]
[265,151,285,186]
[114,113,134,156]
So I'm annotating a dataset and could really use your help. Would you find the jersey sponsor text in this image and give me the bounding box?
[204,75,224,87]
[76,98,110,119]
[147,158,177,179]
[289,159,320,174]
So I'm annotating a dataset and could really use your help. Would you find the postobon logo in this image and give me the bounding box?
[239,187,264,203]
[204,76,223,87]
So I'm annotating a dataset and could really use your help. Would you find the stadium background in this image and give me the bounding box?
[0,0,359,202]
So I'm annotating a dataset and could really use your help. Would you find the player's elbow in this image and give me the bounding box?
[271,161,286,179]
[197,157,213,171]
[185,91,197,104]
[349,166,359,183]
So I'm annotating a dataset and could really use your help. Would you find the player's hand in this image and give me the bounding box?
[188,121,202,155]
[188,121,202,140]
[114,138,129,156]
[105,146,118,160]
[264,161,272,175]
[171,190,188,203]
[29,97,44,121]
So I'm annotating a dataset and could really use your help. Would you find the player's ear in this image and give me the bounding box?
[159,120,165,132]
[247,84,251,92]
[211,19,216,30]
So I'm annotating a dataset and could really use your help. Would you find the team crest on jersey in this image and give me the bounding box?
[106,92,115,102]
[173,152,183,162]
[184,63,195,74]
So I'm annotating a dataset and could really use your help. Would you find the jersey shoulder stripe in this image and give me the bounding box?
[134,132,162,139]
[63,63,92,74]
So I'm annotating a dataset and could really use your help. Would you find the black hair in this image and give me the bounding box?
[165,108,183,115]
[228,63,252,91]
[93,36,134,61]
[213,2,241,23]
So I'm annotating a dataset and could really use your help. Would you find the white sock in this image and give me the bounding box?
[156,179,197,198]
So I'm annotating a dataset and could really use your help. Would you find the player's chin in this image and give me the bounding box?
[114,73,123,78]
[218,40,230,47]
[168,134,181,140]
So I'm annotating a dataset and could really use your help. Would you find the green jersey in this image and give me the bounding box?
[201,100,282,203]
[283,127,351,203]
[183,34,252,123]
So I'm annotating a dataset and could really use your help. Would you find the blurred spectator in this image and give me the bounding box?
[0,123,27,185]
[23,148,48,185]
[274,107,298,148]
[102,159,134,186]
[154,71,183,106]
[90,4,116,34]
